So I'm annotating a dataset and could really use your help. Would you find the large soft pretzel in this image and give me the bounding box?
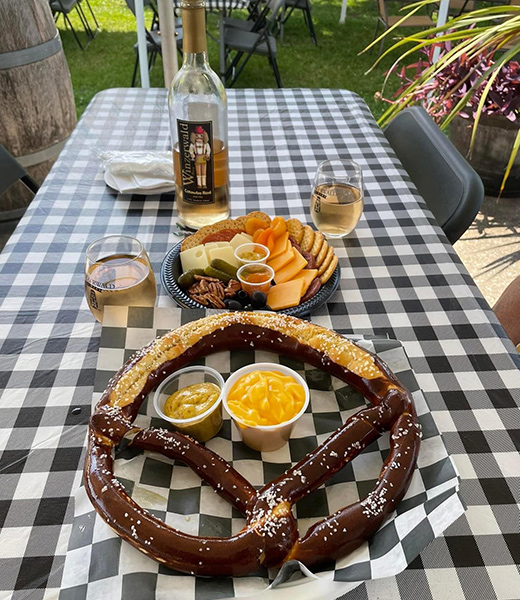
[85,312,420,576]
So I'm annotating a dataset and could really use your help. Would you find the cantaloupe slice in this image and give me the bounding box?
[269,232,289,260]
[274,248,308,284]
[267,279,305,310]
[267,244,293,272]
[292,269,318,297]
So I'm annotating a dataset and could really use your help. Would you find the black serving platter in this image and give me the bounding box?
[160,241,340,316]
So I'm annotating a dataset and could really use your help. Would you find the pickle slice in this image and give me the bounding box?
[204,266,233,283]
[210,258,238,279]
[178,268,206,289]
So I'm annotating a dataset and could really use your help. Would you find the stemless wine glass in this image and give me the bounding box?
[310,159,364,239]
[85,235,157,323]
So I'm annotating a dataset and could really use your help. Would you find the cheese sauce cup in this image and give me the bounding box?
[222,363,310,452]
[154,366,224,443]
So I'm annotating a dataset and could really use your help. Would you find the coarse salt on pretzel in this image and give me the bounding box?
[85,312,420,577]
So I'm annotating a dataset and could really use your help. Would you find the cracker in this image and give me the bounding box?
[316,240,329,267]
[300,225,315,252]
[319,254,338,284]
[318,246,335,276]
[310,230,324,257]
[286,218,304,244]
[234,211,271,229]
[181,219,242,251]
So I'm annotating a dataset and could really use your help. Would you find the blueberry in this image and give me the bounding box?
[227,300,242,311]
[251,291,267,309]
[244,304,254,311]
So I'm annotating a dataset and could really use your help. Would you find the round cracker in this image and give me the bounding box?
[319,254,338,284]
[316,240,329,267]
[318,246,335,276]
[310,230,324,257]
[286,218,304,244]
[300,225,315,252]
[181,219,242,251]
[234,211,271,229]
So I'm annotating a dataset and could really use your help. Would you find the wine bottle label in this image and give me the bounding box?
[177,119,215,204]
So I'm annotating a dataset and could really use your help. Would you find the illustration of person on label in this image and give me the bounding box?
[189,125,211,188]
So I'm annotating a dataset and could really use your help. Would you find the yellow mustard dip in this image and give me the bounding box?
[164,382,222,442]
[227,370,305,427]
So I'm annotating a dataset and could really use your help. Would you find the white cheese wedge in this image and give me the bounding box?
[208,246,239,268]
[180,245,209,272]
[229,233,254,250]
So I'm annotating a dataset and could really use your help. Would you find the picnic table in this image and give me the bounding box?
[0,88,519,600]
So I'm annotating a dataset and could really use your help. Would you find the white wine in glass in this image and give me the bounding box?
[310,160,364,238]
[85,235,156,323]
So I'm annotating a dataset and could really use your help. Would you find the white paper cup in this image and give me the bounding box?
[222,363,310,452]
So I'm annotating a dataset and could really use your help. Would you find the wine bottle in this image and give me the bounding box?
[169,0,230,229]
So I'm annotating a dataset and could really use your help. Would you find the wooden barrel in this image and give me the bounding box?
[0,0,77,231]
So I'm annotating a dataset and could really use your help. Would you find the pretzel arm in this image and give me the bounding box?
[131,428,257,515]
[85,437,277,577]
[288,413,421,566]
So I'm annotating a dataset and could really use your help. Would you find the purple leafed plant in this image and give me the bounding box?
[382,42,520,123]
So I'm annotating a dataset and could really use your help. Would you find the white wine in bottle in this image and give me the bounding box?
[169,0,230,229]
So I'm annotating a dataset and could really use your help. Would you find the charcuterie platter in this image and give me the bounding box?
[161,212,340,316]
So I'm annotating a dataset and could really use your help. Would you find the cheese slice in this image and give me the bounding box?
[292,269,318,296]
[180,244,209,272]
[267,245,293,272]
[229,233,254,250]
[267,279,306,310]
[269,232,290,260]
[208,246,240,268]
[274,248,308,284]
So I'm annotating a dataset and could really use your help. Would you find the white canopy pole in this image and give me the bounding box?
[157,0,179,88]
[135,0,150,88]
[433,0,450,62]
[340,0,347,23]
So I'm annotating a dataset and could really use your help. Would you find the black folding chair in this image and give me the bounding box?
[223,0,265,33]
[224,0,285,88]
[280,0,317,45]
[0,145,39,242]
[124,0,183,87]
[49,0,99,50]
[384,107,484,244]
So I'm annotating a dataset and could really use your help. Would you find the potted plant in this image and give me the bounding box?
[365,2,520,196]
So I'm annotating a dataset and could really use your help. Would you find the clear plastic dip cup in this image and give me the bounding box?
[154,366,224,443]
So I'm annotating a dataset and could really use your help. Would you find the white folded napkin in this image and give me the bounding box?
[100,151,175,195]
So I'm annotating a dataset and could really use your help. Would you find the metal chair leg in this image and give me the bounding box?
[65,12,86,50]
[83,0,100,31]
[370,19,381,53]
[132,54,139,86]
[269,56,283,88]
[305,1,317,45]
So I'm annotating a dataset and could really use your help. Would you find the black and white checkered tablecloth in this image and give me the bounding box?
[0,88,519,600]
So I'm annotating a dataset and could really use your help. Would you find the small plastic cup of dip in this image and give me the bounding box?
[237,263,274,295]
[153,366,224,443]
[234,243,270,266]
[222,363,310,452]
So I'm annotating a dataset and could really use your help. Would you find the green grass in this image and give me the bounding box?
[57,0,409,119]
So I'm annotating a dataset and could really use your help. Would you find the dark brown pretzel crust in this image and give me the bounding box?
[85,313,420,577]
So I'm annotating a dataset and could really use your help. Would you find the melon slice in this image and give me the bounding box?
[267,279,305,310]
